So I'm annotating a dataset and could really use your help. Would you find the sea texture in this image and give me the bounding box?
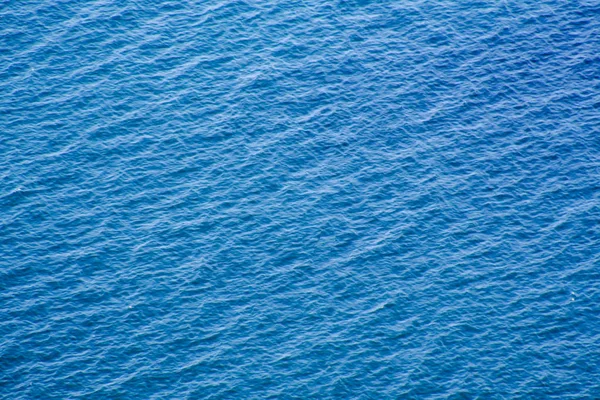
[1,0,600,398]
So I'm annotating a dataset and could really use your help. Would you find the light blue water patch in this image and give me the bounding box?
[1,0,600,398]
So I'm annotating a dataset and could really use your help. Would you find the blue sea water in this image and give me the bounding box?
[1,0,600,398]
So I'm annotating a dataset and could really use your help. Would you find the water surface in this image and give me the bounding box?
[1,0,600,398]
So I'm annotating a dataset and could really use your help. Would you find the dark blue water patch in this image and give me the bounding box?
[1,0,600,399]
